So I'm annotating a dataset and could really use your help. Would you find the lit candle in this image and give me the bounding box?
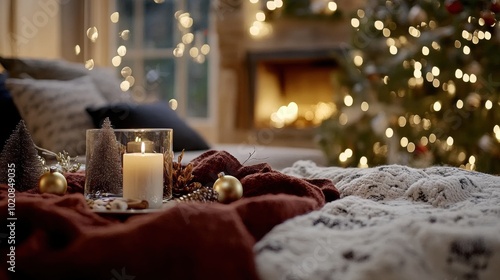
[122,142,164,208]
[127,137,154,153]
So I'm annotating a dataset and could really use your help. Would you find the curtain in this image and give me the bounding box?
[0,0,61,59]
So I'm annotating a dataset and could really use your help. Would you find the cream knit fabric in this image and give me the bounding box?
[255,162,500,280]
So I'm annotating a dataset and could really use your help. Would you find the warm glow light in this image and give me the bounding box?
[420,136,429,146]
[266,1,276,10]
[455,69,463,79]
[85,59,94,70]
[344,95,354,107]
[200,44,210,55]
[189,47,199,58]
[383,28,391,37]
[359,156,368,168]
[120,30,130,40]
[458,152,466,162]
[120,81,130,91]
[456,100,464,109]
[86,26,99,42]
[112,56,122,67]
[361,101,369,111]
[110,12,119,23]
[351,18,360,28]
[463,45,471,55]
[432,66,440,76]
[179,13,193,28]
[469,155,476,164]
[400,137,409,147]
[469,74,477,83]
[414,61,422,70]
[353,55,363,66]
[250,0,259,3]
[328,1,337,11]
[169,99,178,110]
[398,116,407,127]
[385,128,394,138]
[407,142,415,153]
[485,100,493,110]
[429,133,437,143]
[448,81,456,94]
[125,76,135,87]
[75,45,81,55]
[117,45,127,56]
[182,33,194,44]
[339,152,348,162]
[345,148,353,158]
[121,66,132,77]
[389,45,398,55]
[256,11,266,21]
[422,46,430,56]
[432,101,441,112]
[339,113,348,125]
[446,136,454,146]
[374,20,384,30]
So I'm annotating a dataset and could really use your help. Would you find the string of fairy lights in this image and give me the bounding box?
[341,3,500,170]
[77,1,210,106]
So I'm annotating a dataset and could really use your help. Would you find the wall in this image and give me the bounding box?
[214,0,365,146]
[0,0,62,59]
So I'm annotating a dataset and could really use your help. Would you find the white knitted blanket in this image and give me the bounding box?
[254,161,500,280]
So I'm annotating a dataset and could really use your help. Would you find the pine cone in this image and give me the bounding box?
[164,150,205,198]
[174,186,219,203]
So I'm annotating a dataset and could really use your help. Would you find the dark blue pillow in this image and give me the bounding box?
[0,73,23,152]
[86,102,211,152]
[0,73,11,98]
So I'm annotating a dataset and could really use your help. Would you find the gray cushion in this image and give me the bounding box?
[0,57,132,103]
[6,76,107,155]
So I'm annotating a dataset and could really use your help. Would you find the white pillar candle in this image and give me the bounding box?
[122,142,164,209]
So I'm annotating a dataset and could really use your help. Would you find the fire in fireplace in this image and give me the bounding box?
[247,48,343,129]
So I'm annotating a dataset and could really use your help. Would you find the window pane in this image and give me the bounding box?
[186,0,210,118]
[144,58,176,101]
[187,58,208,117]
[117,0,135,49]
[144,0,175,49]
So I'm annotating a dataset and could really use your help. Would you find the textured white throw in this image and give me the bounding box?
[254,161,500,280]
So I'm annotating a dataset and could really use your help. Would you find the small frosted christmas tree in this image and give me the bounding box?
[317,0,500,174]
[0,120,44,191]
[85,118,123,196]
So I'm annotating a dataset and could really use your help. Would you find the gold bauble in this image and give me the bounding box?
[213,172,243,204]
[39,167,67,195]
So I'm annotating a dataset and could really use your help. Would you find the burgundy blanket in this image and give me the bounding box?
[0,150,338,280]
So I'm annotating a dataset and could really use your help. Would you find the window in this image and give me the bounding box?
[112,0,214,119]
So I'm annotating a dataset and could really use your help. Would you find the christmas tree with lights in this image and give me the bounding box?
[317,0,500,173]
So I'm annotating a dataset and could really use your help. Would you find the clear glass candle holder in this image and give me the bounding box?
[84,128,173,208]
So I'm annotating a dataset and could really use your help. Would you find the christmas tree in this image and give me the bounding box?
[317,0,500,174]
[85,118,123,196]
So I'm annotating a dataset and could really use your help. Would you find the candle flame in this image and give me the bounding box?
[141,142,145,154]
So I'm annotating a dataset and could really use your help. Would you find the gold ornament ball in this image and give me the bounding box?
[213,172,243,204]
[39,167,67,195]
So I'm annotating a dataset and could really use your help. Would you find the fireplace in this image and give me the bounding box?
[245,48,344,130]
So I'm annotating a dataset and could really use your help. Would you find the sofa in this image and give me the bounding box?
[0,56,328,170]
[1,57,499,280]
